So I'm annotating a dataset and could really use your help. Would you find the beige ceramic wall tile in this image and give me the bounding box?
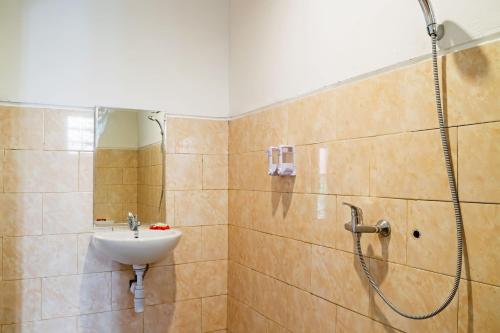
[458,122,500,203]
[335,61,437,140]
[228,152,260,191]
[246,230,278,275]
[44,109,94,151]
[371,128,457,200]
[174,262,204,300]
[337,196,407,264]
[4,150,79,193]
[228,154,240,190]
[228,227,254,269]
[266,320,291,333]
[79,152,94,192]
[310,139,371,196]
[286,287,336,333]
[203,154,228,190]
[202,295,227,332]
[458,280,500,333]
[152,166,164,188]
[229,116,252,154]
[143,299,201,333]
[174,190,228,226]
[79,309,143,333]
[138,149,151,167]
[165,226,202,264]
[228,190,254,229]
[257,232,286,278]
[0,149,3,191]
[3,317,79,333]
[280,237,311,291]
[42,273,111,319]
[0,193,42,236]
[461,203,500,286]
[282,193,336,248]
[3,235,77,279]
[95,149,137,168]
[95,168,123,185]
[168,117,228,154]
[407,200,456,276]
[137,167,151,186]
[199,260,228,297]
[93,184,107,204]
[251,190,284,236]
[144,266,176,306]
[202,225,228,261]
[0,107,44,150]
[43,192,93,234]
[228,261,256,310]
[253,271,288,327]
[336,307,400,333]
[106,185,137,204]
[287,90,336,145]
[0,279,41,324]
[93,203,122,222]
[447,42,500,126]
[370,259,458,332]
[286,145,312,194]
[122,168,138,185]
[166,154,202,190]
[249,151,278,192]
[249,105,288,152]
[228,297,267,333]
[234,151,291,193]
[150,144,162,166]
[77,233,115,273]
[311,246,370,315]
[111,270,135,310]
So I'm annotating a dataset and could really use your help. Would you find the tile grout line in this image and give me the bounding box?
[228,223,500,289]
[227,262,403,333]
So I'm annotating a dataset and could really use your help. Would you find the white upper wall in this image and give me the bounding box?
[0,1,499,118]
[229,0,500,116]
[0,0,229,118]
[97,110,139,149]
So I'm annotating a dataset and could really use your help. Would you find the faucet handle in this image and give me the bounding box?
[342,202,361,220]
[342,202,362,233]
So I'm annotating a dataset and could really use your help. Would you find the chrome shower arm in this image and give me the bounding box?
[417,0,444,39]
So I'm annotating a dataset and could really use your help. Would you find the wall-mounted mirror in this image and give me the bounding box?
[94,107,166,226]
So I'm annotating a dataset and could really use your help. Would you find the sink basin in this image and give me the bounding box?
[92,229,182,265]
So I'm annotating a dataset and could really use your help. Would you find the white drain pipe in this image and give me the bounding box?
[130,264,147,313]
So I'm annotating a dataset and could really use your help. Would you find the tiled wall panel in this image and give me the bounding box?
[0,108,229,332]
[228,40,500,332]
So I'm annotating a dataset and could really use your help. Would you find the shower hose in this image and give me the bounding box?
[354,35,464,319]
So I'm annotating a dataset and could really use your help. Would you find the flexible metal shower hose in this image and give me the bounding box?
[354,35,464,319]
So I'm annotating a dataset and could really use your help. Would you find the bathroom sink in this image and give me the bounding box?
[92,229,182,265]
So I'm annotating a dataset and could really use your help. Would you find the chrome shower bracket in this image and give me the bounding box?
[342,202,391,237]
[428,23,445,40]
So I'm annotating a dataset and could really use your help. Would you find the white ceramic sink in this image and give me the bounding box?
[92,229,182,265]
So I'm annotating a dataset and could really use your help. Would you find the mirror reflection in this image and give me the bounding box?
[94,107,166,225]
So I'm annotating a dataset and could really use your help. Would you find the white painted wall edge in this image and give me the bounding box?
[1,31,498,121]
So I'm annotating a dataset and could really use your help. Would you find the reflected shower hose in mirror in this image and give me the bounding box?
[147,112,166,215]
[351,0,464,320]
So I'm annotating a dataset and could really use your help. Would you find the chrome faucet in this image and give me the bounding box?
[128,212,140,238]
[343,202,391,237]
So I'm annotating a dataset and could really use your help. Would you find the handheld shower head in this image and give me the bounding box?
[147,113,164,137]
[417,0,444,39]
